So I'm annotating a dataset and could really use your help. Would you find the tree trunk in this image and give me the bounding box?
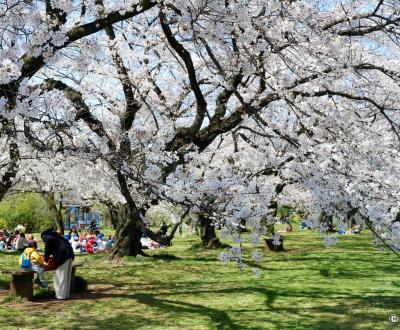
[167,208,189,243]
[108,206,120,230]
[261,215,278,250]
[0,140,20,202]
[109,171,181,258]
[319,212,335,232]
[109,171,145,258]
[199,215,221,248]
[109,208,143,258]
[346,209,357,227]
[105,202,128,230]
[41,191,64,233]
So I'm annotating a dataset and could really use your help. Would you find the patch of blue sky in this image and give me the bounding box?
[360,38,393,57]
[303,0,378,13]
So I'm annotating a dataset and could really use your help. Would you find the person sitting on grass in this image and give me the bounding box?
[89,219,97,233]
[105,235,114,250]
[94,229,104,239]
[69,235,82,253]
[20,241,48,288]
[352,224,362,234]
[16,232,28,251]
[158,222,170,237]
[0,230,6,249]
[97,237,107,252]
[10,230,19,250]
[69,226,79,238]
[0,237,5,251]
[84,235,98,254]
[140,234,160,250]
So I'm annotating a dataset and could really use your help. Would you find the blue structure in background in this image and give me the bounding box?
[64,205,102,230]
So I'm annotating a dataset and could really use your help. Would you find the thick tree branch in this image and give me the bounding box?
[97,0,142,131]
[0,123,20,200]
[159,10,207,134]
[0,0,156,100]
[44,79,117,151]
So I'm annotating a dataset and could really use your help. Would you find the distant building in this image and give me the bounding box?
[64,205,102,230]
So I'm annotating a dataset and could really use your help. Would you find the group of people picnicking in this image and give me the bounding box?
[0,225,36,252]
[65,225,114,254]
[1,217,363,301]
[0,220,171,300]
[140,222,170,250]
[299,220,362,234]
[0,220,170,255]
[0,226,74,299]
[0,222,107,300]
[0,224,113,255]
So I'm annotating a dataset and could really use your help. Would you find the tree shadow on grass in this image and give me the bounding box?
[265,296,399,329]
[215,286,398,329]
[15,283,399,329]
[178,255,270,271]
[316,264,399,280]
[260,286,399,328]
[391,280,400,288]
[181,256,216,263]
[188,242,230,251]
[0,278,9,289]
[72,285,397,328]
[76,313,167,329]
[150,253,182,261]
[65,288,258,330]
[275,252,399,279]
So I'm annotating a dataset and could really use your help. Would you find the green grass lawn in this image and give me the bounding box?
[0,227,399,330]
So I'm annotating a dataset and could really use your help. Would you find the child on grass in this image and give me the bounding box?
[20,241,48,288]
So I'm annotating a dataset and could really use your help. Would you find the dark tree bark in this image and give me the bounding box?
[109,171,145,258]
[109,207,143,258]
[0,126,20,201]
[109,204,172,258]
[199,215,222,248]
[105,202,128,230]
[346,208,357,227]
[107,205,119,230]
[167,208,189,242]
[319,212,335,232]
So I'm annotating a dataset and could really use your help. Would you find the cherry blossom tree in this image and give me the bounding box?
[0,0,157,199]
[1,0,400,262]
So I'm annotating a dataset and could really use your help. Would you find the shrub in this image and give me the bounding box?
[0,193,54,232]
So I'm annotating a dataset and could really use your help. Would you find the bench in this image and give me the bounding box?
[2,263,83,301]
[2,269,35,301]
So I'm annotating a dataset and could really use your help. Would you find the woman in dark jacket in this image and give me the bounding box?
[41,230,74,300]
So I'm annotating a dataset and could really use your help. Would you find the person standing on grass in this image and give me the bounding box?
[41,230,74,300]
